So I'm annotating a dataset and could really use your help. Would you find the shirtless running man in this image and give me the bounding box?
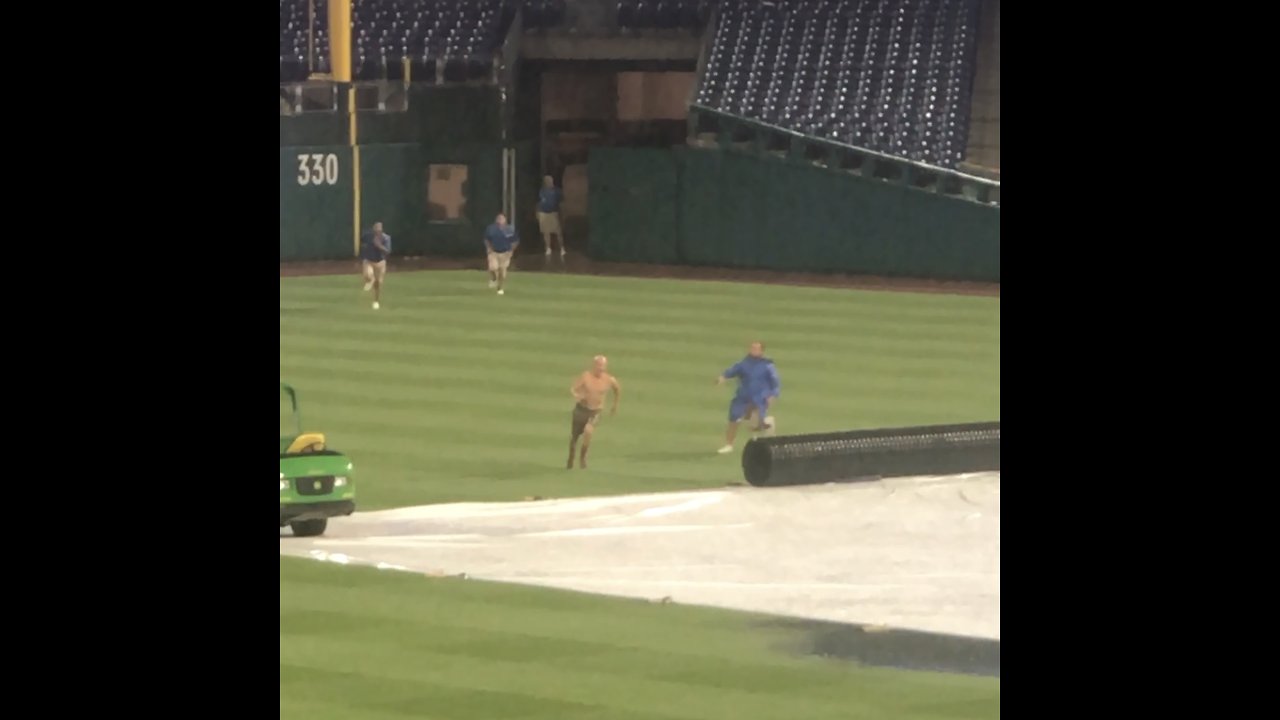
[568,355,621,469]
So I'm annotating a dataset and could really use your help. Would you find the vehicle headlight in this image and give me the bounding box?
[280,479,290,491]
[334,476,348,487]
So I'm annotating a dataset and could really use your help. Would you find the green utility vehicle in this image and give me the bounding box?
[280,383,355,537]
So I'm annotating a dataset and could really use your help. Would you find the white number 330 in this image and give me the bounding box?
[296,153,339,186]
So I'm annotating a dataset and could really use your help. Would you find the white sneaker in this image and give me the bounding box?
[717,444,733,454]
[372,301,380,310]
[545,249,551,256]
[497,289,505,295]
[488,280,496,289]
[363,281,373,291]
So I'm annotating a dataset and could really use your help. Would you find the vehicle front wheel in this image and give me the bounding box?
[290,518,327,537]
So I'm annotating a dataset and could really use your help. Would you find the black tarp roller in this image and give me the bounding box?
[741,421,1000,488]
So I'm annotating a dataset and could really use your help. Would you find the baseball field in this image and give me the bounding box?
[279,262,1001,718]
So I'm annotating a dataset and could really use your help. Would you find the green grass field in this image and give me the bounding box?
[279,269,1000,510]
[280,557,1000,720]
[281,269,1000,718]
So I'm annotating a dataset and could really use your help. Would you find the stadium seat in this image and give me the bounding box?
[522,1,567,30]
[617,0,707,30]
[280,0,514,83]
[696,0,984,170]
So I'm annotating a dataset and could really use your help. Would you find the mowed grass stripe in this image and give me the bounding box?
[280,272,998,338]
[279,351,995,399]
[282,377,994,441]
[281,318,999,365]
[285,312,994,361]
[281,364,997,428]
[281,573,895,666]
[282,376,993,447]
[284,318,996,363]
[282,320,996,388]
[281,314,998,373]
[277,370,997,424]
[282,639,891,720]
[280,558,1000,720]
[281,271,999,508]
[283,307,998,349]
[283,358,995,408]
[291,384,993,440]
[284,269,998,320]
[325,266,993,313]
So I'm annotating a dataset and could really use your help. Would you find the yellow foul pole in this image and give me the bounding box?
[327,0,360,255]
[352,104,361,257]
[327,0,351,82]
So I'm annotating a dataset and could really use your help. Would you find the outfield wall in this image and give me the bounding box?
[280,86,501,147]
[281,146,355,261]
[281,86,521,262]
[280,143,509,261]
[588,147,1000,282]
[281,86,998,279]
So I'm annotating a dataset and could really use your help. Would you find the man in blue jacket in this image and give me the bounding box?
[715,341,781,454]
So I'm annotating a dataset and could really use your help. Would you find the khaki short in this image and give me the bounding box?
[572,402,602,435]
[362,259,387,282]
[487,250,513,272]
[536,211,562,235]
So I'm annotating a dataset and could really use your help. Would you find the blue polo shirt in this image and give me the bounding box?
[538,187,562,213]
[485,223,518,253]
[360,231,391,262]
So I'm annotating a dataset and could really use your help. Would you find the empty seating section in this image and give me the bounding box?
[617,1,712,29]
[354,0,512,80]
[280,2,716,82]
[280,0,328,82]
[279,0,515,83]
[522,0,567,29]
[696,0,982,169]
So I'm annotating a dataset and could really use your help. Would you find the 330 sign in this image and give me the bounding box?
[296,153,340,186]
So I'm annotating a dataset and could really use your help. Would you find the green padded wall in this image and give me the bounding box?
[587,148,681,264]
[680,150,999,281]
[280,146,354,261]
[282,86,501,148]
[281,86,505,262]
[358,143,504,258]
[587,147,1000,282]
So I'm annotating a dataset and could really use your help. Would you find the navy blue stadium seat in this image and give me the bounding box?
[522,0,566,29]
[617,0,710,30]
[697,0,983,170]
[281,0,515,83]
[279,0,313,82]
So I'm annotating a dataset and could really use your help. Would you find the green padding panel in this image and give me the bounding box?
[280,146,355,261]
[280,112,347,148]
[358,144,426,256]
[586,147,999,282]
[358,86,501,145]
[681,149,999,281]
[588,147,680,264]
[357,143,504,258]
